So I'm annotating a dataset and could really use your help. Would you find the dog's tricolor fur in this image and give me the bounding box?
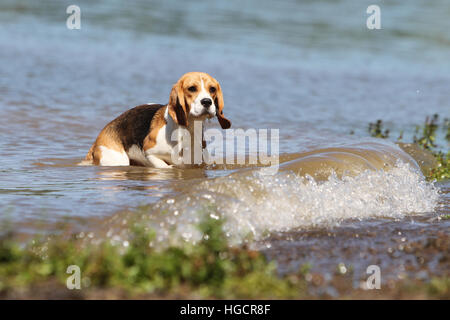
[82,72,231,168]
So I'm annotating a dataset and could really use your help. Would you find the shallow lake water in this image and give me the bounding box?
[0,0,449,283]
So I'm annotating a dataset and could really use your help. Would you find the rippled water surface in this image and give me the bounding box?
[0,0,449,281]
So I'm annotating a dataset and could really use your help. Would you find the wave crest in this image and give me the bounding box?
[140,161,438,246]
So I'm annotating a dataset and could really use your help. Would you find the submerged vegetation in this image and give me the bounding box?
[369,114,449,181]
[0,217,304,299]
[1,216,449,299]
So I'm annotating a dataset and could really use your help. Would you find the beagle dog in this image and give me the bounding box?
[82,72,231,168]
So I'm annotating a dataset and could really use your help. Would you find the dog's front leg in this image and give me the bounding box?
[146,155,173,168]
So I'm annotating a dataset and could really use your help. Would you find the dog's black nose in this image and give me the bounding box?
[201,98,212,107]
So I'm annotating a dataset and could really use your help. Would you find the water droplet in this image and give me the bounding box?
[338,263,347,274]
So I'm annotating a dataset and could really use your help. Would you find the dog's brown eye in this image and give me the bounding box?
[209,87,216,94]
[188,86,197,92]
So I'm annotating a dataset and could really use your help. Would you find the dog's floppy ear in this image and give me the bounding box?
[214,82,231,129]
[168,80,188,126]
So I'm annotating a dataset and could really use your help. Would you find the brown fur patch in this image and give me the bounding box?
[85,126,124,165]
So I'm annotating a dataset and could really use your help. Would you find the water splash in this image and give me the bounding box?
[137,160,439,246]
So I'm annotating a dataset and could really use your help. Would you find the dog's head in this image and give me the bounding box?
[168,72,231,129]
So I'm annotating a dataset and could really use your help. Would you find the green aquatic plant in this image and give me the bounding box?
[368,114,449,181]
[427,277,450,298]
[444,118,450,143]
[412,114,449,181]
[0,217,302,298]
[427,151,450,181]
[368,120,390,139]
[414,114,439,150]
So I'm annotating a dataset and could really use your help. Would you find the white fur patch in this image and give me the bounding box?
[99,146,129,166]
[190,77,215,117]
[143,108,180,167]
[145,124,176,164]
[127,144,151,166]
[146,155,173,168]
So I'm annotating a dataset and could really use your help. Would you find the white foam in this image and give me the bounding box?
[139,161,439,246]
